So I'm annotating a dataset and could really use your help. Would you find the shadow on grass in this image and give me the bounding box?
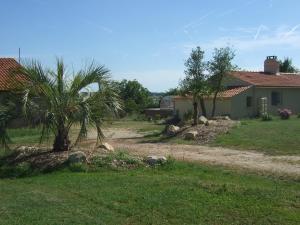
[0,149,70,179]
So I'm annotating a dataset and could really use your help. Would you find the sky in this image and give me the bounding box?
[1,0,300,92]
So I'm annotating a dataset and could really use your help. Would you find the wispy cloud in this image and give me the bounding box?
[182,25,300,54]
[253,25,268,40]
[85,20,113,34]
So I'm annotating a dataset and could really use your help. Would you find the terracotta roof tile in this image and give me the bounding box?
[230,71,300,87]
[0,58,22,91]
[218,86,252,98]
[173,86,251,100]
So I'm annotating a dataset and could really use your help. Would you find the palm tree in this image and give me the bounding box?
[2,59,122,152]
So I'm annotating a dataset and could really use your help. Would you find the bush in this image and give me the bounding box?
[261,113,272,121]
[90,151,143,170]
[278,108,292,120]
[68,162,88,172]
[297,113,300,118]
[0,162,32,178]
[183,110,193,121]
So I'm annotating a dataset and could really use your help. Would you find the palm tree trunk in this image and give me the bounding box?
[53,128,70,151]
[199,97,207,117]
[193,101,198,126]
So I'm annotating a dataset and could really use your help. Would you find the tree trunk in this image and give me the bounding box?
[193,101,198,126]
[53,128,70,152]
[211,91,218,118]
[199,97,207,117]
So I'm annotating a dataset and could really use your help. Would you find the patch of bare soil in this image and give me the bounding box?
[100,127,300,179]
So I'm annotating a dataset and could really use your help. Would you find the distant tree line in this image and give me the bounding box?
[114,79,157,116]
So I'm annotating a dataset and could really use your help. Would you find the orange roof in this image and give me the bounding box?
[173,86,252,100]
[0,58,22,91]
[218,86,252,98]
[230,71,300,87]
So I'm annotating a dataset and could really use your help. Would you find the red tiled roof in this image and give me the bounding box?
[218,86,251,98]
[0,58,23,91]
[230,71,300,87]
[173,86,252,100]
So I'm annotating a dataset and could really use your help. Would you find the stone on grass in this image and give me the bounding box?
[199,116,208,125]
[184,131,198,140]
[68,151,87,164]
[145,155,167,166]
[166,125,180,135]
[98,143,115,152]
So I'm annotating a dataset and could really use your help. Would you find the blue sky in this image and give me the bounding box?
[1,0,300,92]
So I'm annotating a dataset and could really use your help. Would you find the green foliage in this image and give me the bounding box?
[261,113,273,121]
[6,59,122,151]
[208,47,236,117]
[115,79,155,115]
[279,57,299,73]
[68,162,88,172]
[180,46,210,123]
[183,110,193,121]
[163,87,180,96]
[0,162,33,178]
[90,151,143,170]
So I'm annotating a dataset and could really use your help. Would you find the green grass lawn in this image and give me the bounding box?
[0,161,299,225]
[106,119,165,133]
[214,116,300,155]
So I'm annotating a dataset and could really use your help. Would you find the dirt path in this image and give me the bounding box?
[100,128,300,178]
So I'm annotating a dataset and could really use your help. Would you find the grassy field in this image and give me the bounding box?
[214,117,300,155]
[0,161,299,225]
[1,119,300,224]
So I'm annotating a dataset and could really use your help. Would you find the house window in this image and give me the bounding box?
[271,91,281,106]
[246,96,252,107]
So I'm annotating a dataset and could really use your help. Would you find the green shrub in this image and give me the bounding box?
[183,110,193,121]
[68,162,88,172]
[0,162,32,178]
[90,151,143,170]
[261,113,272,121]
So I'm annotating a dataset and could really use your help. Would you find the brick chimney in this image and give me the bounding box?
[264,56,279,75]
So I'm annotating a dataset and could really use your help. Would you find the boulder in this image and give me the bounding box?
[206,120,218,126]
[184,131,198,140]
[199,116,208,125]
[166,125,180,135]
[68,151,87,164]
[224,116,231,120]
[144,155,167,166]
[98,143,115,152]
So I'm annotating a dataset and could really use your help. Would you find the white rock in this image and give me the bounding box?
[98,143,114,152]
[166,125,180,135]
[184,131,198,140]
[199,116,208,125]
[206,120,218,126]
